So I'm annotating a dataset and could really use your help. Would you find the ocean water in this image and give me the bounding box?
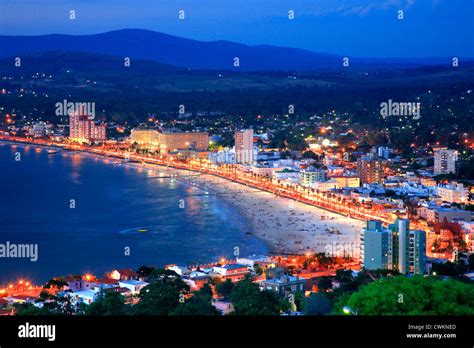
[0,143,267,283]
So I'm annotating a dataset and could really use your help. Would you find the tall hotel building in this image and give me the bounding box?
[158,131,208,154]
[69,111,106,143]
[130,129,160,148]
[235,129,254,164]
[357,156,385,184]
[130,129,208,154]
[434,149,459,175]
[360,219,426,275]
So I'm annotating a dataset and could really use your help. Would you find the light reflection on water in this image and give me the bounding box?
[0,144,267,283]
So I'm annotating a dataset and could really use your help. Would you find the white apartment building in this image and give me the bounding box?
[235,129,254,164]
[436,183,469,203]
[434,149,459,175]
[299,168,327,187]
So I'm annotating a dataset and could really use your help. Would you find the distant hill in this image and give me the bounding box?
[0,29,468,71]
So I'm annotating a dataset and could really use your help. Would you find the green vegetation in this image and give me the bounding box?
[334,275,474,315]
[304,293,333,316]
[228,276,281,315]
[133,274,189,315]
[215,278,235,299]
[86,292,129,315]
[171,283,219,315]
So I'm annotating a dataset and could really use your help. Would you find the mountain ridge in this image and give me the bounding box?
[1,29,471,71]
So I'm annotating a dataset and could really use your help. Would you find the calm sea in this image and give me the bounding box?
[0,143,267,283]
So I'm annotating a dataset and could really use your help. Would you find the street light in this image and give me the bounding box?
[343,306,358,315]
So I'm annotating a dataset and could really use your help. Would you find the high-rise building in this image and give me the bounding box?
[129,129,208,153]
[69,112,106,143]
[299,167,327,187]
[434,149,459,175]
[130,129,160,149]
[357,156,385,184]
[158,131,209,154]
[360,220,393,270]
[360,219,426,275]
[235,129,254,164]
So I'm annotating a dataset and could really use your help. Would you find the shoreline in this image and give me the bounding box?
[2,139,364,256]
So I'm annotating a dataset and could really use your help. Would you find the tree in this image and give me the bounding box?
[85,291,129,315]
[136,265,156,278]
[335,275,474,315]
[469,254,474,271]
[317,277,333,292]
[147,268,181,283]
[215,279,235,299]
[133,278,189,315]
[171,283,219,316]
[304,293,333,315]
[43,278,68,290]
[335,269,353,283]
[229,276,281,315]
[303,150,318,160]
[15,303,58,316]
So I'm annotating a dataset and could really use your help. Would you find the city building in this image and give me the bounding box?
[158,131,209,154]
[436,182,469,203]
[69,112,106,143]
[299,167,327,187]
[236,255,272,269]
[130,129,209,154]
[130,129,160,149]
[360,219,426,275]
[360,220,393,270]
[391,219,426,275]
[434,149,459,175]
[357,156,385,184]
[235,129,254,164]
[260,275,306,296]
[311,179,338,192]
[212,264,250,281]
[117,280,149,295]
[426,207,472,223]
[332,176,360,188]
[272,168,300,182]
[376,146,391,159]
[165,265,191,276]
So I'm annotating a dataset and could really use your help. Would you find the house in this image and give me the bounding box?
[104,286,132,297]
[165,265,191,276]
[426,207,472,223]
[212,264,250,281]
[236,255,272,270]
[65,275,84,292]
[4,295,36,305]
[212,299,234,315]
[70,290,99,305]
[117,280,149,295]
[183,275,210,290]
[109,269,139,281]
[260,276,306,296]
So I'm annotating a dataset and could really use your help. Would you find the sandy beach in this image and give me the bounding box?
[134,162,364,256]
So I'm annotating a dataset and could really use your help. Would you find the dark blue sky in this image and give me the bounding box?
[0,0,473,58]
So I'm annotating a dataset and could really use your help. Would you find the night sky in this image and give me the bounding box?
[0,0,473,58]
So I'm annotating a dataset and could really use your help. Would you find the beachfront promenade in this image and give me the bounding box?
[0,136,395,225]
